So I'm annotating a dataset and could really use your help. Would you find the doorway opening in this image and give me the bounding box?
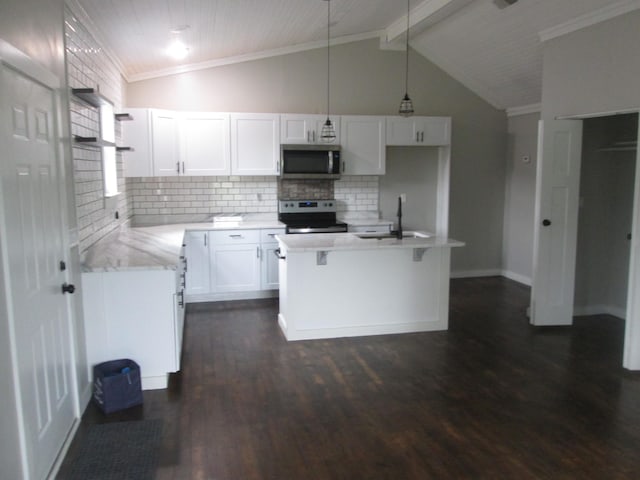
[574,113,638,320]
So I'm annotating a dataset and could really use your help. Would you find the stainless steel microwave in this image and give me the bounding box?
[280,144,341,179]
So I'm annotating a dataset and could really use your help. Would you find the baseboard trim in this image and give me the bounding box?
[450,269,532,287]
[573,304,626,320]
[451,269,502,279]
[502,270,532,286]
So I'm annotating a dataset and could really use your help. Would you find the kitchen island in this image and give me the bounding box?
[276,232,464,341]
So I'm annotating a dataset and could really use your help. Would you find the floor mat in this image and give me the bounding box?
[66,419,163,480]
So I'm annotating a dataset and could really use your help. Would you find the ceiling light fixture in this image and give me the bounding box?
[167,25,190,60]
[320,0,336,143]
[398,0,414,117]
[167,39,189,60]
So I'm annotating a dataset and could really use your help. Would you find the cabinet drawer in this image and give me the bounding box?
[261,228,285,244]
[210,229,260,245]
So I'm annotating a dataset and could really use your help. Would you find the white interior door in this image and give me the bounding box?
[1,58,75,479]
[623,118,640,369]
[531,119,583,326]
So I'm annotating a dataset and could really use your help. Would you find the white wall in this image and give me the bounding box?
[127,38,507,274]
[380,147,440,232]
[502,112,539,285]
[541,10,640,119]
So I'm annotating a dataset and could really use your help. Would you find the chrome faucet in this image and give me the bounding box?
[391,196,403,239]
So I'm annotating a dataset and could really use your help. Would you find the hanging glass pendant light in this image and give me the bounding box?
[399,0,415,117]
[320,0,336,142]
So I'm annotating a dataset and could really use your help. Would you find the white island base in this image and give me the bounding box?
[277,233,463,341]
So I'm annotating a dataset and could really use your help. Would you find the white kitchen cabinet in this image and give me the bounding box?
[181,112,231,175]
[209,229,261,292]
[151,109,181,176]
[184,231,211,296]
[280,114,341,145]
[261,228,285,290]
[230,113,280,175]
[122,108,154,177]
[82,267,185,390]
[340,115,386,175]
[386,116,451,146]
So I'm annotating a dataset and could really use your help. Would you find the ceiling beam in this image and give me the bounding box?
[381,0,473,49]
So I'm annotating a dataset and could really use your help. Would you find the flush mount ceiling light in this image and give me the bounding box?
[398,0,415,117]
[167,25,190,60]
[167,39,189,59]
[320,0,336,143]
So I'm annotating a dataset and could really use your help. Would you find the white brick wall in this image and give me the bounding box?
[127,176,278,215]
[126,175,379,217]
[335,176,379,213]
[66,6,127,252]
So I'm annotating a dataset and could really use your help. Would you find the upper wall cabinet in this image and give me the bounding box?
[151,109,181,176]
[231,113,280,175]
[280,114,341,145]
[122,108,153,177]
[341,116,386,175]
[386,116,451,146]
[181,112,231,176]
[123,109,232,177]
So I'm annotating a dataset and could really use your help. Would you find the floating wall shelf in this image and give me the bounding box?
[73,135,116,148]
[115,113,133,121]
[71,88,113,108]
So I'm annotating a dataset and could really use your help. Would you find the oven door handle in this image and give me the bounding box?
[274,248,286,260]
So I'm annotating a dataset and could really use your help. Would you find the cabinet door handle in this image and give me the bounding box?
[182,161,185,174]
[313,131,316,143]
[178,290,184,307]
[204,233,207,246]
[230,234,243,239]
[176,161,180,174]
[307,130,311,143]
[416,132,420,143]
[420,131,424,142]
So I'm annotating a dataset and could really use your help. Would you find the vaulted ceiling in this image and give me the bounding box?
[72,0,640,111]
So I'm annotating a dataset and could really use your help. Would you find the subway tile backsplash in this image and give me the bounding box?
[127,175,379,217]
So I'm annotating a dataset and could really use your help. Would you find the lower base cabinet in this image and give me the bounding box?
[185,227,285,302]
[82,268,185,390]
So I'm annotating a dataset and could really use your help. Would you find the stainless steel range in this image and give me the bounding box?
[278,199,348,234]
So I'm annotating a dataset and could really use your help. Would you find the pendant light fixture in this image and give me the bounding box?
[398,0,415,117]
[320,0,336,142]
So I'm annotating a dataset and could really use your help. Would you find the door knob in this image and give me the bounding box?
[61,283,76,294]
[542,219,551,226]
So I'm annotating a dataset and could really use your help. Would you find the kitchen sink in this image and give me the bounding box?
[354,231,431,240]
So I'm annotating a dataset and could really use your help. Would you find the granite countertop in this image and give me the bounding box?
[82,217,285,272]
[275,232,464,253]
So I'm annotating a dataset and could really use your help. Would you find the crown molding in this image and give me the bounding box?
[127,30,382,83]
[539,0,640,43]
[506,103,541,117]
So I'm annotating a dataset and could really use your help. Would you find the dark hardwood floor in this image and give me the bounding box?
[58,277,640,479]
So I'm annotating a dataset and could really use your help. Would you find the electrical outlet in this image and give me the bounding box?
[400,194,407,203]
